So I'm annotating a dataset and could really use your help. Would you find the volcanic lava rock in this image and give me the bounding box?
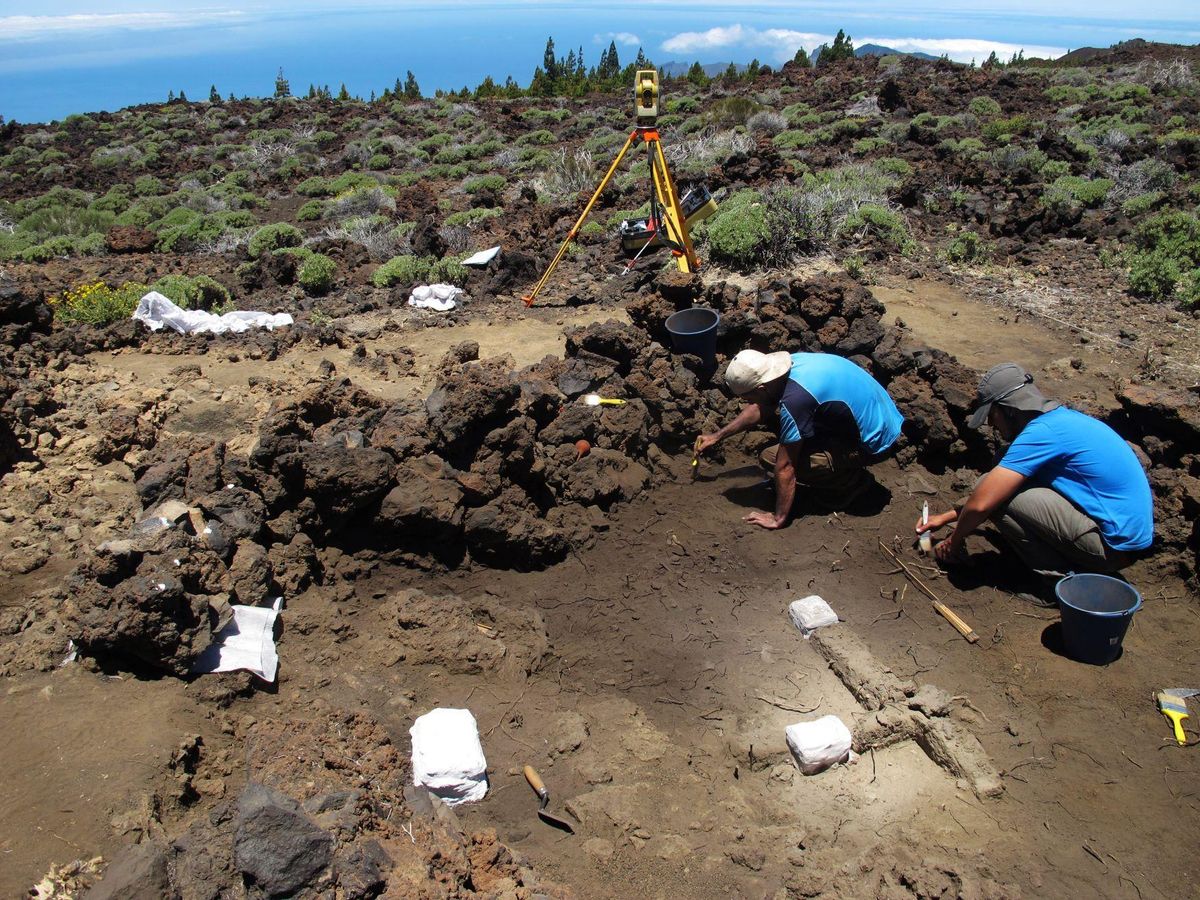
[376,454,465,542]
[234,783,333,897]
[105,224,157,254]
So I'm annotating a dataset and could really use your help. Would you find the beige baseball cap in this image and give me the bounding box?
[724,349,792,396]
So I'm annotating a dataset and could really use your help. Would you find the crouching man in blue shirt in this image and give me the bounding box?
[697,349,904,529]
[917,363,1153,598]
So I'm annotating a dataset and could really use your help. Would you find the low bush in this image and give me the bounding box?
[50,280,149,324]
[428,257,468,286]
[1126,210,1200,305]
[372,254,431,288]
[248,222,303,257]
[444,207,502,228]
[968,96,1002,118]
[517,129,556,146]
[946,230,985,263]
[151,273,231,310]
[298,253,337,295]
[701,189,769,269]
[1043,175,1113,213]
[464,174,506,194]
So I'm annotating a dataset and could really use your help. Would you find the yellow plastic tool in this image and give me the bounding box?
[581,393,626,407]
[1157,688,1197,745]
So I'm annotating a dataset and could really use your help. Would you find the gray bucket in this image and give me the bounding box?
[665,307,720,368]
[1054,573,1141,665]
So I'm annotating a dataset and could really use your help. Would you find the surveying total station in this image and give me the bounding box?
[521,70,717,307]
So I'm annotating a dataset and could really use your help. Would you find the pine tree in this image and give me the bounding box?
[745,59,761,80]
[307,84,317,99]
[793,47,811,68]
[337,83,350,101]
[634,47,648,68]
[209,84,221,103]
[820,29,854,64]
[178,90,188,102]
[404,70,420,99]
[543,36,559,80]
[982,51,1001,69]
[274,67,291,98]
[167,90,175,102]
[600,40,620,79]
[686,61,709,87]
[724,62,739,80]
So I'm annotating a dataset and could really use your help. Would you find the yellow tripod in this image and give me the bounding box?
[522,71,700,308]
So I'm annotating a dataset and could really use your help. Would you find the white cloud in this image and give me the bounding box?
[856,36,1068,62]
[661,24,1070,63]
[0,11,248,42]
[662,25,830,62]
[595,31,641,47]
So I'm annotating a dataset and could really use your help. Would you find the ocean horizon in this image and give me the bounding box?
[1,1,1197,123]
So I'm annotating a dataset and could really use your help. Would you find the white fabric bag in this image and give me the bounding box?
[786,715,853,775]
[788,595,839,638]
[410,708,488,805]
[133,291,292,334]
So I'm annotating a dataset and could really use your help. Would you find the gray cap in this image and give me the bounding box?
[967,363,1060,429]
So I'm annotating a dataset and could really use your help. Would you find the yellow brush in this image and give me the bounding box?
[581,393,626,407]
[1157,688,1198,745]
[690,436,702,481]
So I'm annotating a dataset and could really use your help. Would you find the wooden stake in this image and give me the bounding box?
[878,540,979,644]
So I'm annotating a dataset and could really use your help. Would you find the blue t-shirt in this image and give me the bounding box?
[777,353,904,456]
[999,406,1153,551]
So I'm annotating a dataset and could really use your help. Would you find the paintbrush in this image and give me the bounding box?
[1157,688,1198,745]
[690,436,702,481]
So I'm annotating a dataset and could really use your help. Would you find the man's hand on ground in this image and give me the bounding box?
[695,433,720,454]
[934,538,967,565]
[743,511,783,530]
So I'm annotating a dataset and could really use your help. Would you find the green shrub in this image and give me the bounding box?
[372,254,432,287]
[248,222,303,257]
[297,200,325,221]
[968,96,1002,118]
[298,253,337,295]
[1043,176,1113,213]
[946,231,985,263]
[428,257,468,286]
[982,115,1035,142]
[773,129,819,150]
[516,129,555,146]
[702,190,769,269]
[367,154,391,170]
[1126,210,1200,305]
[134,175,166,196]
[150,273,231,309]
[297,176,332,196]
[851,137,889,154]
[1121,192,1166,217]
[51,280,149,324]
[1040,160,1071,179]
[444,207,502,227]
[464,174,506,193]
[839,204,911,250]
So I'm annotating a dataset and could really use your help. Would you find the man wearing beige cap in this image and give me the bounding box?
[696,349,904,529]
[917,363,1153,601]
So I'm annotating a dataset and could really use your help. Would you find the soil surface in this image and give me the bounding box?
[2,273,1196,900]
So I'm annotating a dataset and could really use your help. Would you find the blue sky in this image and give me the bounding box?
[1,1,1197,122]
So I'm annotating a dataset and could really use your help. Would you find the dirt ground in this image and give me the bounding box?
[1,275,1198,899]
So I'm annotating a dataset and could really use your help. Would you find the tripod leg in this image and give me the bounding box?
[523,131,639,307]
[648,140,699,272]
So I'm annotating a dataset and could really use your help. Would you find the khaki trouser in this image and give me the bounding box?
[991,485,1134,579]
[759,443,874,508]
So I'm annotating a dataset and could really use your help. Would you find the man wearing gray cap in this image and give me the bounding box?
[696,349,904,529]
[917,363,1153,599]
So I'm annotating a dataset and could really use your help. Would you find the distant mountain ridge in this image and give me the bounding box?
[661,43,940,77]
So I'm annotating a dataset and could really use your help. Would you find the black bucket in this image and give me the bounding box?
[665,307,720,368]
[1054,573,1142,665]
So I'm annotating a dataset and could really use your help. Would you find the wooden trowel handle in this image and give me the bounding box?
[523,765,548,799]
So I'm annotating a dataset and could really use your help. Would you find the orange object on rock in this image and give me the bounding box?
[575,439,591,460]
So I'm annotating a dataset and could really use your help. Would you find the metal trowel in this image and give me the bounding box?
[523,765,575,834]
